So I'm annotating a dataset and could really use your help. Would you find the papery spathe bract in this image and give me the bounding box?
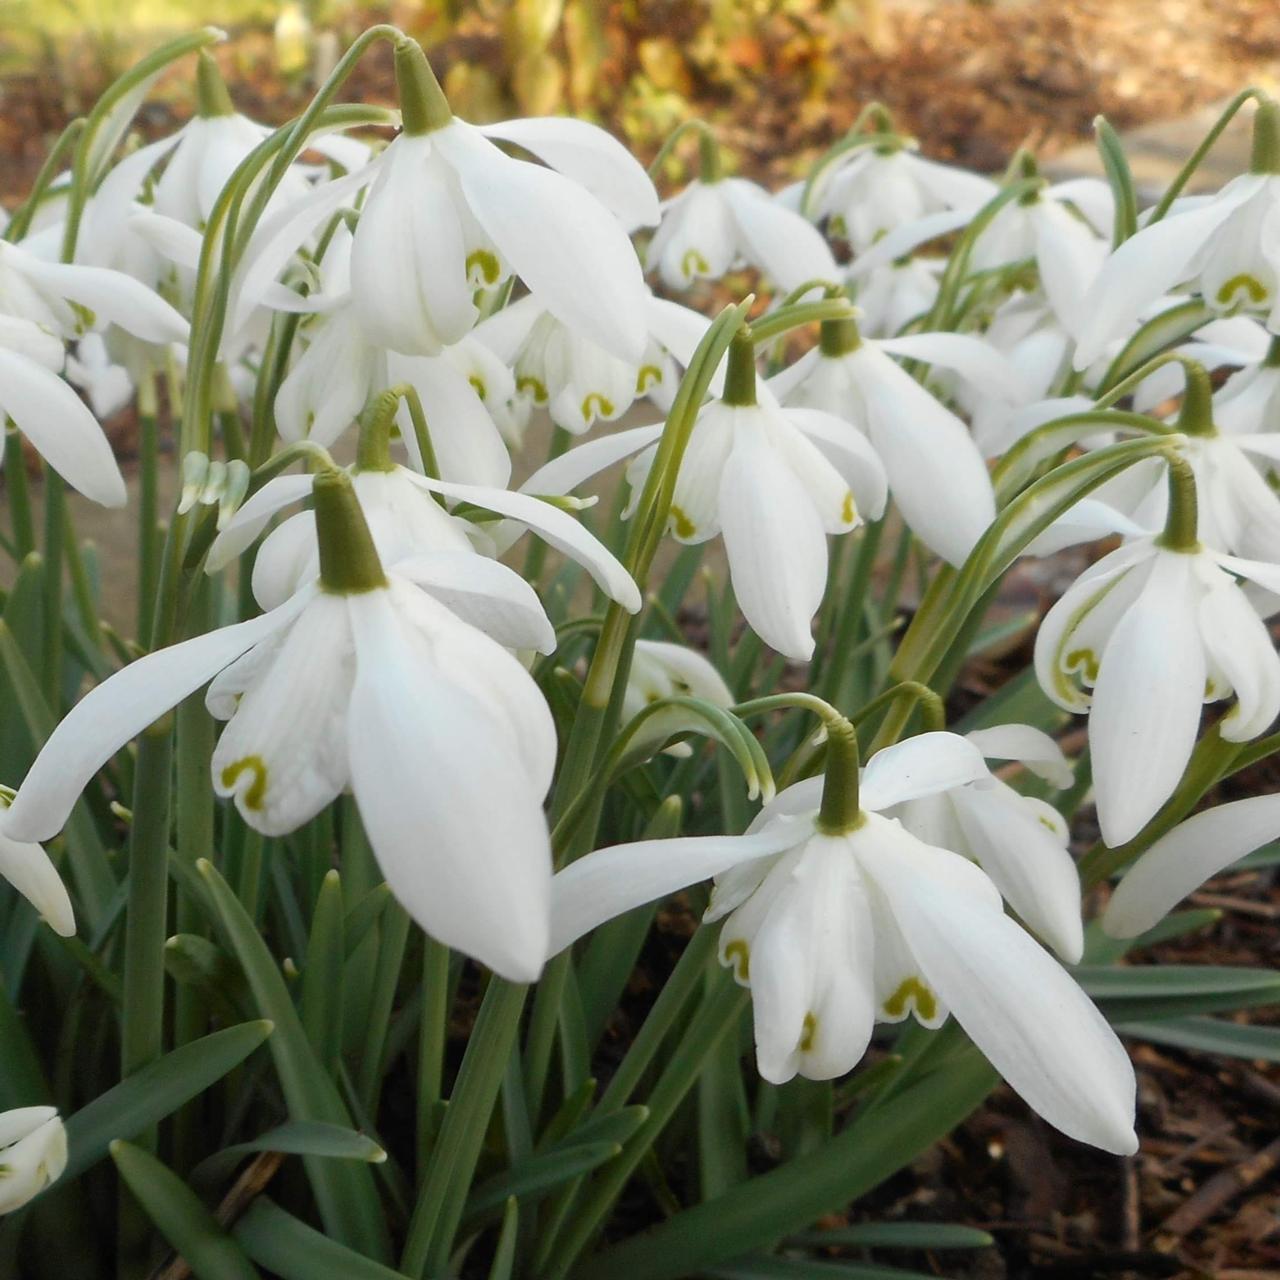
[1035,533,1280,846]
[550,732,1136,1155]
[0,1108,66,1215]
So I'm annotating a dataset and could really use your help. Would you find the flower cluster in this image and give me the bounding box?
[2,29,1278,1255]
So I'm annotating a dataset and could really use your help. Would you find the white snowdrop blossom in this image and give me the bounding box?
[622,640,735,759]
[1075,127,1280,369]
[1104,792,1280,937]
[887,724,1083,962]
[472,290,709,436]
[549,732,1136,1154]
[0,1108,67,1215]
[1035,533,1280,846]
[647,176,836,292]
[0,469,638,981]
[768,318,1021,566]
[850,254,943,338]
[804,140,996,251]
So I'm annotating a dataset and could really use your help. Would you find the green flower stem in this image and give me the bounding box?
[816,716,862,833]
[4,427,35,556]
[1251,97,1280,174]
[41,469,64,704]
[746,298,855,346]
[1156,452,1199,552]
[4,117,84,244]
[137,372,160,640]
[1147,87,1270,224]
[416,937,451,1171]
[645,118,719,184]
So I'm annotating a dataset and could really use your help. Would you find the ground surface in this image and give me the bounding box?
[1,1,1279,1275]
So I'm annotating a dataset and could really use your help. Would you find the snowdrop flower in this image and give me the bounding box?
[647,163,836,292]
[804,137,995,251]
[0,796,74,937]
[0,1108,66,1214]
[2,469,629,980]
[887,724,1083,962]
[1075,100,1280,368]
[65,332,133,419]
[623,640,735,759]
[472,289,709,436]
[1035,484,1280,846]
[0,238,186,504]
[768,313,1021,566]
[549,728,1137,1154]
[1104,792,1280,937]
[851,254,943,338]
[262,38,657,362]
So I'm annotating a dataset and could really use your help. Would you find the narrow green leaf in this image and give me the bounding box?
[709,1255,936,1278]
[1094,116,1138,246]
[234,1198,409,1280]
[110,1140,261,1280]
[302,870,345,1069]
[789,1223,994,1249]
[466,1140,622,1221]
[1119,1015,1280,1063]
[488,1199,520,1280]
[1078,964,1280,1021]
[199,859,391,1261]
[192,1120,387,1185]
[62,1021,272,1182]
[574,1049,997,1280]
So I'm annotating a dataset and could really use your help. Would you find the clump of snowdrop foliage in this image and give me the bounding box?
[0,28,1277,1277]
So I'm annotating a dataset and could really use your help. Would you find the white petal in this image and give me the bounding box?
[13,256,188,344]
[0,349,125,507]
[1104,793,1280,937]
[1198,577,1280,740]
[875,332,1027,403]
[481,116,660,231]
[519,422,664,497]
[205,473,314,573]
[438,121,649,363]
[549,820,808,955]
[0,828,75,936]
[402,471,641,612]
[5,591,312,842]
[722,178,838,292]
[860,731,989,812]
[952,782,1084,963]
[1091,552,1206,846]
[845,207,972,279]
[1074,177,1265,369]
[718,416,827,659]
[345,590,551,981]
[1032,199,1108,339]
[391,552,555,654]
[852,347,996,566]
[782,406,889,522]
[861,827,1137,1155]
[965,724,1074,788]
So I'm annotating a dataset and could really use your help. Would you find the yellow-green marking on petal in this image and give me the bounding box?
[582,393,615,422]
[798,1012,818,1053]
[1216,273,1268,306]
[883,977,937,1022]
[669,504,697,539]
[466,249,501,287]
[681,248,710,279]
[221,756,269,811]
[724,939,750,982]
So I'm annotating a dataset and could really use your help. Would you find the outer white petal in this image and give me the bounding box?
[861,828,1137,1154]
[1104,793,1280,937]
[783,407,889,521]
[845,207,972,279]
[952,782,1084,963]
[480,116,659,231]
[0,827,75,936]
[549,820,809,955]
[965,724,1074,788]
[274,309,376,447]
[205,472,314,572]
[12,255,188,344]
[722,178,838,292]
[1032,199,1108,339]
[1074,177,1265,369]
[391,553,555,654]
[0,349,125,507]
[874,332,1027,403]
[5,591,312,842]
[345,590,551,982]
[851,346,996,566]
[860,731,988,812]
[1091,552,1206,846]
[401,471,641,612]
[0,316,68,369]
[437,121,648,363]
[1197,577,1280,741]
[718,419,827,659]
[519,422,664,497]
